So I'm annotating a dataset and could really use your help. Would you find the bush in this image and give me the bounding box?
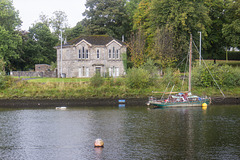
[0,74,14,89]
[126,67,151,89]
[90,73,105,87]
[162,67,180,85]
[192,63,240,87]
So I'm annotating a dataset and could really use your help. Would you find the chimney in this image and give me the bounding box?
[122,35,124,42]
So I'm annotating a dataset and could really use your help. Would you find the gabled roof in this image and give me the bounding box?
[67,35,125,46]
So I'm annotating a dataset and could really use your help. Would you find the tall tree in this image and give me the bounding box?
[0,0,22,71]
[65,22,85,41]
[150,27,177,69]
[22,23,58,70]
[128,29,146,67]
[82,0,129,39]
[204,0,230,60]
[222,0,240,49]
[0,0,21,31]
[132,0,211,66]
[50,11,69,37]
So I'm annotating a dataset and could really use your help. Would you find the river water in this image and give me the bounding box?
[0,105,239,160]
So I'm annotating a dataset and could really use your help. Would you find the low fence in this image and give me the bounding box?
[11,71,57,78]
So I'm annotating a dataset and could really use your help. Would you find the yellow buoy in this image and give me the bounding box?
[202,103,207,107]
[94,139,104,147]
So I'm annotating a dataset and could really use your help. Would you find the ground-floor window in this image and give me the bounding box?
[79,67,89,77]
[109,68,112,77]
[111,67,119,77]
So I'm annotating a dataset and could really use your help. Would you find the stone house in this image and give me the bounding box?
[55,35,127,78]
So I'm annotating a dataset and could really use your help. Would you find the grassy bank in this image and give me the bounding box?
[0,77,239,99]
[3,62,239,99]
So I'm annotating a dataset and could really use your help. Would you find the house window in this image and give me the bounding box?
[109,49,111,58]
[109,68,112,77]
[79,50,81,58]
[97,49,100,59]
[86,49,89,59]
[79,68,82,77]
[116,67,119,77]
[82,47,85,59]
[86,67,89,77]
[113,47,115,58]
[116,50,119,59]
[79,66,89,77]
[112,67,119,77]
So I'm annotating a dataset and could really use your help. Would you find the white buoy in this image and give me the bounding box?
[94,139,104,147]
[55,107,67,110]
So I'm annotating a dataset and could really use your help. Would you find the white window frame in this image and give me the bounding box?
[82,47,85,59]
[116,67,119,77]
[116,49,119,59]
[79,49,81,59]
[86,49,89,59]
[109,68,112,77]
[109,49,111,59]
[97,49,100,59]
[86,67,89,77]
[112,47,115,58]
[79,68,82,77]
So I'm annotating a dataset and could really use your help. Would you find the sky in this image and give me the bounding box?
[13,0,87,31]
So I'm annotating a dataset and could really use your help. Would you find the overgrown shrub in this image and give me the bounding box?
[192,63,240,87]
[141,58,159,83]
[90,73,105,87]
[0,74,14,89]
[162,67,180,85]
[126,67,151,89]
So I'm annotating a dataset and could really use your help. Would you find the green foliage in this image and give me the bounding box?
[22,23,58,69]
[0,0,21,31]
[90,73,105,87]
[141,58,159,82]
[82,0,130,39]
[0,59,14,89]
[0,0,22,71]
[50,11,68,37]
[162,67,180,85]
[192,63,240,87]
[222,0,240,48]
[126,67,151,88]
[121,52,128,73]
[66,22,85,40]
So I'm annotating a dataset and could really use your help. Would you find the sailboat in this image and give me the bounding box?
[147,34,211,108]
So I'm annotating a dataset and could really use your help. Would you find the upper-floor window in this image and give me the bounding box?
[86,49,89,59]
[82,47,85,59]
[109,49,111,58]
[97,49,100,59]
[116,50,119,59]
[79,50,81,58]
[112,47,115,58]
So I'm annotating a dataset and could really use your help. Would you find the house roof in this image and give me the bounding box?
[67,35,125,46]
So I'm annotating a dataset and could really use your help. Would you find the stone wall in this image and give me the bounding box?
[35,64,51,72]
[11,71,57,78]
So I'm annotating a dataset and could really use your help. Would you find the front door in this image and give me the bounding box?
[96,67,101,75]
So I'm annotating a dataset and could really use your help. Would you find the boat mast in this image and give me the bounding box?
[189,34,192,92]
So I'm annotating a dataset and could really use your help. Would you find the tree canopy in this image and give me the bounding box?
[0,0,22,71]
[82,0,130,39]
[1,0,239,72]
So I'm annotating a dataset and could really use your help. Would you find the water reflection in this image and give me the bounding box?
[0,105,239,159]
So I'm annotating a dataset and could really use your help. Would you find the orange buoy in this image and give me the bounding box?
[94,139,104,147]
